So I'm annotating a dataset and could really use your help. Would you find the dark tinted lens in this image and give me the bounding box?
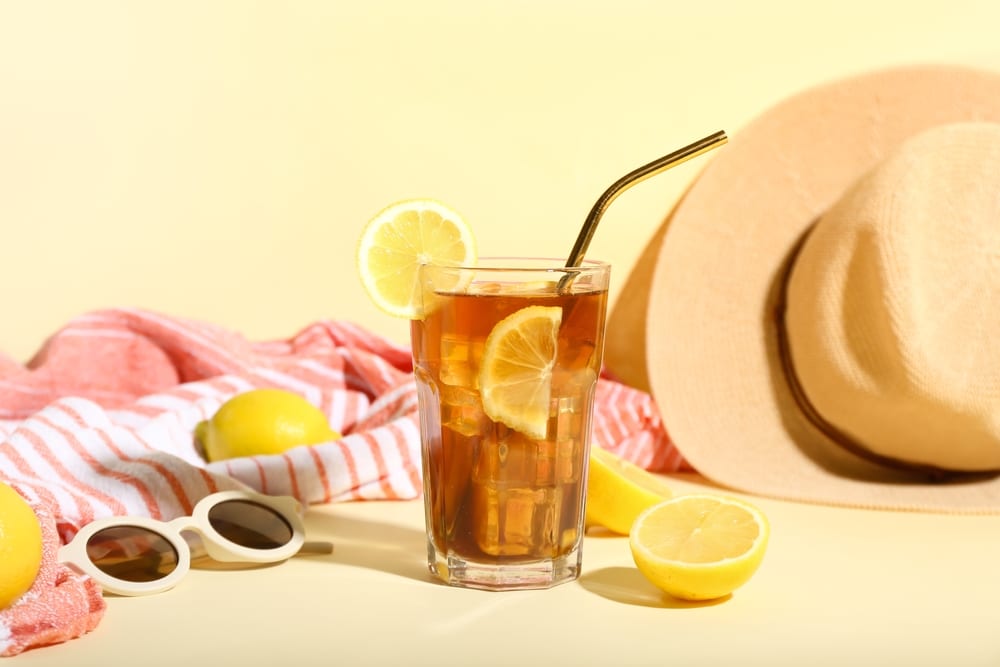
[207,500,293,550]
[86,525,179,582]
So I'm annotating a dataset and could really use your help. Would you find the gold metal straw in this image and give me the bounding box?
[564,130,729,269]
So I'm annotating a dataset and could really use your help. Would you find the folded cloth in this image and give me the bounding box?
[0,484,105,657]
[0,308,428,531]
[1,308,686,527]
[0,308,687,654]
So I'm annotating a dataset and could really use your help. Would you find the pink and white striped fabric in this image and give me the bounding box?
[0,307,687,654]
[1,308,687,537]
[0,309,428,538]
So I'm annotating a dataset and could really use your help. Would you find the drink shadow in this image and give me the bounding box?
[187,537,335,572]
[304,510,434,583]
[577,566,730,608]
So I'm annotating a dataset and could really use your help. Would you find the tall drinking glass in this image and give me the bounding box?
[411,258,610,590]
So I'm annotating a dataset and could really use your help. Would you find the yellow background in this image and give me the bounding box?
[6,7,1000,664]
[2,0,999,361]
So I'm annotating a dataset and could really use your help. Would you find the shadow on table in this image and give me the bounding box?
[578,566,729,609]
[305,510,434,584]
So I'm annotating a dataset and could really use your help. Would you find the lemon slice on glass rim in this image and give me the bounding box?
[356,199,477,319]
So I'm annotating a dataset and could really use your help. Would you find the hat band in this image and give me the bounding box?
[774,226,974,483]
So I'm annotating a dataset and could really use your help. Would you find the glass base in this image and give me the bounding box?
[428,544,582,591]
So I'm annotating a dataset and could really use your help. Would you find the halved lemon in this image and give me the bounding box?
[629,494,770,601]
[585,446,673,535]
[356,199,477,318]
[478,305,562,439]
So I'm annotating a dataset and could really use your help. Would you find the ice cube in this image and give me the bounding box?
[439,334,483,387]
[440,384,486,437]
[549,368,596,444]
[472,483,561,557]
[536,435,579,485]
[473,427,536,486]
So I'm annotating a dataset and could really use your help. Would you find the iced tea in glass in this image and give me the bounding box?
[411,258,610,590]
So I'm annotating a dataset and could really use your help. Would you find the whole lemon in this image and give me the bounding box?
[197,388,341,462]
[0,481,44,609]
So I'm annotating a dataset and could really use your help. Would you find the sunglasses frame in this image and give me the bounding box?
[59,489,306,596]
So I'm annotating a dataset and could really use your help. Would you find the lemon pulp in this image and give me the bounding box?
[629,493,770,601]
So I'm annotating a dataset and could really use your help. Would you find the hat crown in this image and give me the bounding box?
[786,122,1000,471]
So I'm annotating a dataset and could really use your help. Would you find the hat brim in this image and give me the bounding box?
[622,64,1000,513]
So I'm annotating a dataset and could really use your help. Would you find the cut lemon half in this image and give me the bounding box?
[629,494,770,601]
[479,305,562,439]
[356,199,477,318]
[586,446,673,535]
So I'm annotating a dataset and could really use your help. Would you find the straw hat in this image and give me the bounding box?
[606,64,1000,513]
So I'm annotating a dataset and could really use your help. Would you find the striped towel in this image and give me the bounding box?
[0,307,687,655]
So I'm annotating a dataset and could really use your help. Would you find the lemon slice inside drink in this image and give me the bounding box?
[586,446,673,534]
[478,305,562,439]
[356,199,477,318]
[629,494,770,601]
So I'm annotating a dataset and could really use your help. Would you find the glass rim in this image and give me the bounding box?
[420,257,610,272]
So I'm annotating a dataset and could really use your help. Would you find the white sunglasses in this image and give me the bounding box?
[59,490,310,596]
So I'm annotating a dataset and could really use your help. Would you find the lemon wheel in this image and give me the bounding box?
[356,199,477,318]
